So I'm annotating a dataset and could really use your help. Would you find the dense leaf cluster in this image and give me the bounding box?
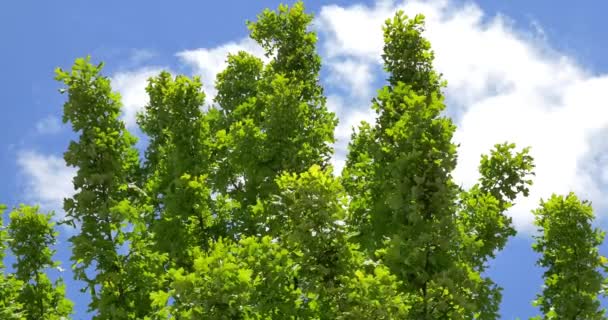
[1,2,606,319]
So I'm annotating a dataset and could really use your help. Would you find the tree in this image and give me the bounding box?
[456,142,534,318]
[211,1,337,237]
[148,3,408,318]
[7,205,73,320]
[342,11,534,319]
[56,57,160,319]
[258,166,412,319]
[138,71,219,270]
[4,1,606,320]
[154,166,412,319]
[0,204,24,319]
[532,193,607,319]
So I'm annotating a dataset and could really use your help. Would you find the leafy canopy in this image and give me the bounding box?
[2,2,606,320]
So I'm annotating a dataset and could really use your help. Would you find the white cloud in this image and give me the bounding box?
[327,95,376,174]
[326,59,375,99]
[35,115,62,135]
[17,150,76,219]
[176,38,268,102]
[111,67,164,129]
[129,48,157,65]
[316,0,608,232]
[317,1,391,62]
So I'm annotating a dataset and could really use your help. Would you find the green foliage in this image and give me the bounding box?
[0,275,23,320]
[56,57,158,319]
[7,205,73,319]
[212,1,337,237]
[531,193,607,319]
[0,2,601,320]
[460,143,535,267]
[0,204,25,319]
[153,166,412,319]
[382,12,444,96]
[479,143,535,203]
[214,51,264,127]
[344,81,463,318]
[138,71,218,269]
[159,236,303,319]
[343,10,536,320]
[249,2,321,93]
[259,166,411,319]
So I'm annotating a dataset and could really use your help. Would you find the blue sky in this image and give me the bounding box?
[1,1,607,319]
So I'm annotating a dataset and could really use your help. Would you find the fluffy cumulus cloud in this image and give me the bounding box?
[16,150,76,219]
[316,0,608,232]
[111,67,165,129]
[326,94,376,172]
[326,59,375,99]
